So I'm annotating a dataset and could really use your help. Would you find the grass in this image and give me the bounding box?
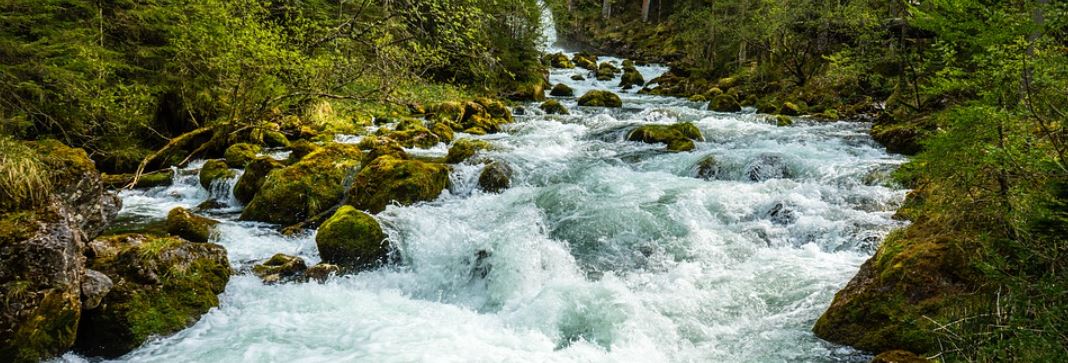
[0,136,51,212]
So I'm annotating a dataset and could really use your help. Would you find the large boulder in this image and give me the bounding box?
[627,123,704,152]
[383,118,441,149]
[549,83,575,97]
[813,220,971,356]
[445,139,492,164]
[241,143,362,225]
[315,206,388,268]
[75,234,230,357]
[478,161,512,193]
[223,143,261,167]
[0,140,120,362]
[198,159,236,190]
[709,94,742,112]
[572,52,598,70]
[619,68,645,89]
[595,62,619,81]
[545,52,574,69]
[577,90,623,108]
[233,157,285,205]
[744,153,791,181]
[348,156,450,213]
[165,207,219,243]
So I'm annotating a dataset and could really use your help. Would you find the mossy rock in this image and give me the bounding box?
[572,52,598,70]
[198,160,236,190]
[286,139,321,164]
[545,52,574,69]
[709,94,742,112]
[871,114,932,155]
[508,80,547,101]
[717,77,739,90]
[224,143,262,168]
[549,83,575,97]
[101,169,174,189]
[233,157,285,205]
[429,101,465,124]
[577,90,623,108]
[315,206,388,268]
[75,235,230,358]
[252,253,307,284]
[446,139,492,164]
[478,161,512,193]
[358,135,409,164]
[775,115,793,127]
[430,122,455,144]
[570,74,586,81]
[384,122,441,149]
[619,68,645,89]
[595,62,619,81]
[539,100,570,115]
[627,123,703,152]
[780,101,803,116]
[813,220,974,356]
[240,143,362,225]
[756,98,779,114]
[694,155,721,180]
[688,94,708,102]
[165,207,218,243]
[705,87,725,98]
[348,156,449,213]
[305,263,341,282]
[263,130,290,148]
[871,350,930,363]
[463,127,488,135]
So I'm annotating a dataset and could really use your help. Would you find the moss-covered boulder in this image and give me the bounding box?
[252,253,307,284]
[572,52,598,70]
[430,122,455,144]
[348,156,449,213]
[305,263,341,282]
[74,234,230,358]
[549,83,575,97]
[315,206,388,268]
[384,119,441,149]
[595,62,619,81]
[164,207,218,243]
[813,220,972,356]
[233,157,285,205]
[619,68,645,89]
[775,115,793,127]
[478,161,512,193]
[508,79,547,101]
[545,52,574,68]
[101,169,174,189]
[694,155,720,180]
[570,74,586,81]
[539,100,570,115]
[198,160,236,190]
[577,90,623,108]
[780,101,803,116]
[263,130,290,148]
[871,114,931,155]
[709,94,742,112]
[286,139,321,164]
[358,135,409,164]
[240,143,362,225]
[446,139,492,164]
[223,143,261,167]
[627,123,704,152]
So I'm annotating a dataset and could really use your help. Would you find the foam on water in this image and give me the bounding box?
[59,4,906,362]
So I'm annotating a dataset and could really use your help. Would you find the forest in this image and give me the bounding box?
[2,0,1067,362]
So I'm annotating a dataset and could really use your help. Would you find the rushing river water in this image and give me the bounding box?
[60,5,907,363]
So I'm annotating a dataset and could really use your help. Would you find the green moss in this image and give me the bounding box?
[2,288,80,362]
[165,207,218,243]
[780,101,803,116]
[102,169,174,189]
[233,157,285,205]
[348,156,449,213]
[252,253,307,282]
[539,100,570,115]
[240,143,362,225]
[76,236,230,357]
[223,143,262,167]
[572,52,598,70]
[627,123,704,152]
[263,130,291,148]
[315,205,388,268]
[198,160,236,190]
[445,139,492,164]
[619,68,645,89]
[545,52,575,68]
[478,161,512,193]
[286,139,322,164]
[577,90,623,108]
[775,115,794,127]
[430,122,455,143]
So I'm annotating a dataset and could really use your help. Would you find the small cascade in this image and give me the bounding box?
[538,0,559,52]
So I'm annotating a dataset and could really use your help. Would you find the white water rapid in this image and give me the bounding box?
[59,5,907,362]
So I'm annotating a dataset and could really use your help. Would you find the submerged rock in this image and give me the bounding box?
[198,159,236,190]
[223,143,261,167]
[478,161,513,193]
[75,234,230,357]
[233,157,285,205]
[445,138,492,164]
[577,90,623,108]
[165,207,219,243]
[241,143,362,225]
[709,94,742,112]
[694,155,720,180]
[745,153,791,181]
[627,123,704,152]
[315,206,388,268]
[252,253,308,284]
[348,156,450,213]
[539,100,570,115]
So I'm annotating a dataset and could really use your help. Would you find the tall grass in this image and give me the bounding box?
[0,137,51,212]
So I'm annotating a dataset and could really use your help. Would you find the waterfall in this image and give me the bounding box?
[538,0,559,52]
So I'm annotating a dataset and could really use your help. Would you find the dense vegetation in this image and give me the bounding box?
[1,0,545,173]
[548,0,1068,360]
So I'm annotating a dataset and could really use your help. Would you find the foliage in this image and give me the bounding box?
[0,137,51,212]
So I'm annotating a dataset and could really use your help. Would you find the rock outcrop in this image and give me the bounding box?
[241,143,362,225]
[348,156,449,213]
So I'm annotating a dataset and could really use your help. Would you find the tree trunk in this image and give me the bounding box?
[602,0,611,19]
[642,0,652,22]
